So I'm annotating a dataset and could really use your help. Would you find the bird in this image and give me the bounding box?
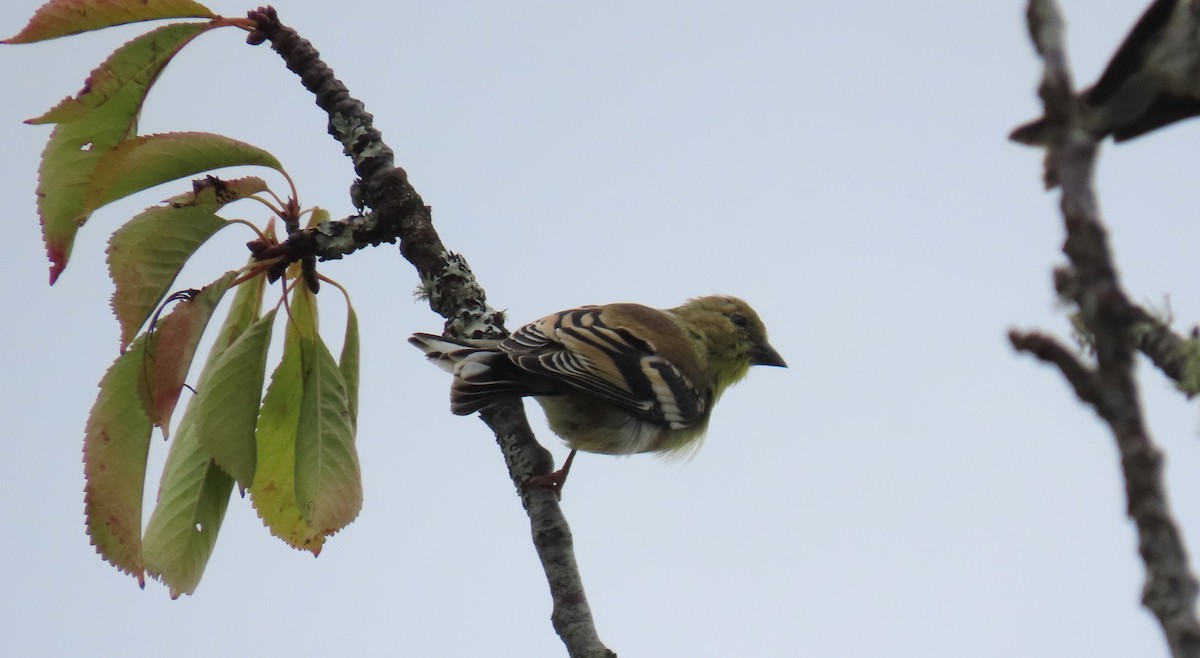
[409,295,786,489]
[1010,0,1200,144]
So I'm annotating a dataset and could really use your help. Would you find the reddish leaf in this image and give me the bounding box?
[25,23,214,283]
[30,23,214,126]
[140,271,237,436]
[84,335,154,585]
[3,0,214,44]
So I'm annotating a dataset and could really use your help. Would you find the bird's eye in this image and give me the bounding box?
[730,313,748,328]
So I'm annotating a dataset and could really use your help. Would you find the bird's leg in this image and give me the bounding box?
[523,449,577,499]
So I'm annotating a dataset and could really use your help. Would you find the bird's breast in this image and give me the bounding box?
[534,394,704,456]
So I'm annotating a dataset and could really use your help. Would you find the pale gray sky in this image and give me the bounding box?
[4,1,1200,656]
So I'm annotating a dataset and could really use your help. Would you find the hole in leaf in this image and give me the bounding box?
[80,142,93,151]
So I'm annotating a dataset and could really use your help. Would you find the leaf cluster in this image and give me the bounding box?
[6,0,364,596]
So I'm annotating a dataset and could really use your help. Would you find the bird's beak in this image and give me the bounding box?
[750,341,787,368]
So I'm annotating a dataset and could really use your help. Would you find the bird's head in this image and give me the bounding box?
[674,295,786,392]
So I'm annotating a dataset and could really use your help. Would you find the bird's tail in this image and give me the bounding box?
[408,333,535,415]
[1009,116,1050,145]
[408,333,484,374]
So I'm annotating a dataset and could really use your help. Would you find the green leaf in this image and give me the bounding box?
[30,23,213,125]
[81,132,284,220]
[140,271,237,436]
[250,285,324,553]
[106,176,265,348]
[38,102,134,284]
[190,267,271,488]
[206,261,268,355]
[141,404,234,599]
[107,205,228,349]
[141,263,266,596]
[340,305,360,433]
[295,335,362,539]
[195,309,277,488]
[84,335,154,586]
[29,23,214,283]
[3,0,214,44]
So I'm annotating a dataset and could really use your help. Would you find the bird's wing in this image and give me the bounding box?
[500,306,707,428]
[1088,0,1179,106]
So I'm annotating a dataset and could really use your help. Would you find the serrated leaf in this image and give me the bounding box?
[208,264,268,354]
[107,205,228,348]
[250,285,323,553]
[340,306,360,433]
[142,404,233,599]
[195,309,277,488]
[251,333,309,550]
[110,176,268,348]
[141,263,266,596]
[81,132,284,220]
[3,0,214,44]
[38,102,134,284]
[295,335,362,539]
[30,23,211,125]
[30,23,214,284]
[84,334,154,585]
[140,271,237,435]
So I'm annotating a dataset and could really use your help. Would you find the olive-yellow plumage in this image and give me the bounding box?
[409,295,785,458]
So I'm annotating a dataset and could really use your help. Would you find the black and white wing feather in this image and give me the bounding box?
[501,307,707,429]
[1086,0,1200,141]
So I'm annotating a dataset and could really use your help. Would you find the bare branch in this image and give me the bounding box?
[481,403,615,658]
[1008,330,1102,404]
[1016,2,1200,655]
[245,7,615,655]
[1024,0,1078,188]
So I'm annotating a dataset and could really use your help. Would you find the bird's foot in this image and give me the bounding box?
[522,450,577,500]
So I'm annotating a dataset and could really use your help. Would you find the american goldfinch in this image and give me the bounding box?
[1011,0,1200,144]
[409,295,785,464]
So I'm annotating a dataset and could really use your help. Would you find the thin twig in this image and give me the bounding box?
[245,7,615,656]
[1014,2,1200,655]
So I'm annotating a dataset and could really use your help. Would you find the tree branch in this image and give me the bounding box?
[1014,2,1200,655]
[1129,305,1200,396]
[1008,330,1103,403]
[245,7,615,656]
